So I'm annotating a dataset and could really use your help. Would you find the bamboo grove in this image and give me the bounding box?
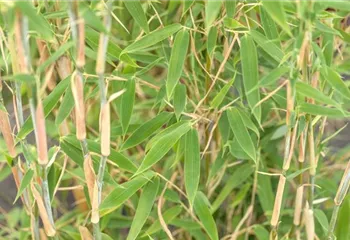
[0,1,350,240]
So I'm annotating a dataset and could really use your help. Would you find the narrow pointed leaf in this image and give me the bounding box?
[194,192,219,240]
[262,1,291,36]
[122,24,182,54]
[241,34,261,123]
[100,171,155,212]
[211,164,254,212]
[296,81,339,106]
[227,108,256,161]
[166,29,189,98]
[124,0,149,33]
[205,0,222,28]
[121,112,173,151]
[210,75,235,109]
[184,129,200,206]
[174,84,187,120]
[17,75,71,139]
[299,103,349,118]
[121,78,136,134]
[127,177,159,240]
[14,169,34,203]
[322,67,350,100]
[136,121,191,175]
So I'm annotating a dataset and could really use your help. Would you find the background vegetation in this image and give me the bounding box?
[0,0,350,239]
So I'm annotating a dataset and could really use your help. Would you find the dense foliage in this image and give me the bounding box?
[0,1,350,240]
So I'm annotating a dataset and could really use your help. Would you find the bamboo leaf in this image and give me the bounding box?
[205,0,222,28]
[262,1,291,36]
[260,7,279,41]
[296,81,339,107]
[143,205,182,237]
[184,128,200,206]
[174,84,187,120]
[124,0,149,34]
[100,171,155,212]
[166,29,189,98]
[211,164,254,212]
[135,121,192,175]
[17,75,71,140]
[322,67,350,100]
[37,41,74,73]
[120,78,136,135]
[225,0,236,19]
[250,30,284,62]
[55,85,74,126]
[260,66,289,87]
[241,34,261,123]
[194,191,219,240]
[210,75,235,109]
[127,177,159,240]
[121,112,173,151]
[16,2,54,41]
[14,169,34,204]
[227,108,256,161]
[298,103,349,118]
[122,24,182,54]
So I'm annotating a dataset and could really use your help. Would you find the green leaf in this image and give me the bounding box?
[85,27,136,67]
[211,164,254,212]
[262,1,291,36]
[37,41,74,73]
[124,0,149,34]
[205,0,222,28]
[17,75,71,140]
[225,1,236,19]
[166,29,189,98]
[61,135,138,172]
[122,24,182,54]
[79,4,107,34]
[241,34,261,123]
[322,67,350,100]
[55,85,74,126]
[194,192,218,240]
[145,121,189,152]
[210,75,236,109]
[135,121,192,175]
[253,225,270,240]
[143,205,182,237]
[121,112,173,151]
[184,128,200,206]
[335,196,350,240]
[236,109,259,137]
[296,81,339,107]
[127,177,159,240]
[250,30,284,62]
[100,171,155,213]
[207,27,218,56]
[120,78,136,135]
[298,103,349,118]
[260,66,289,87]
[14,169,34,204]
[183,0,194,16]
[174,84,187,120]
[227,108,256,161]
[16,2,54,41]
[314,209,329,235]
[260,7,279,40]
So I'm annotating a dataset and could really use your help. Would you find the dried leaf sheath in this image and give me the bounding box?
[271,175,286,227]
[36,100,48,165]
[31,184,56,236]
[0,110,16,158]
[100,102,110,156]
[71,72,86,140]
